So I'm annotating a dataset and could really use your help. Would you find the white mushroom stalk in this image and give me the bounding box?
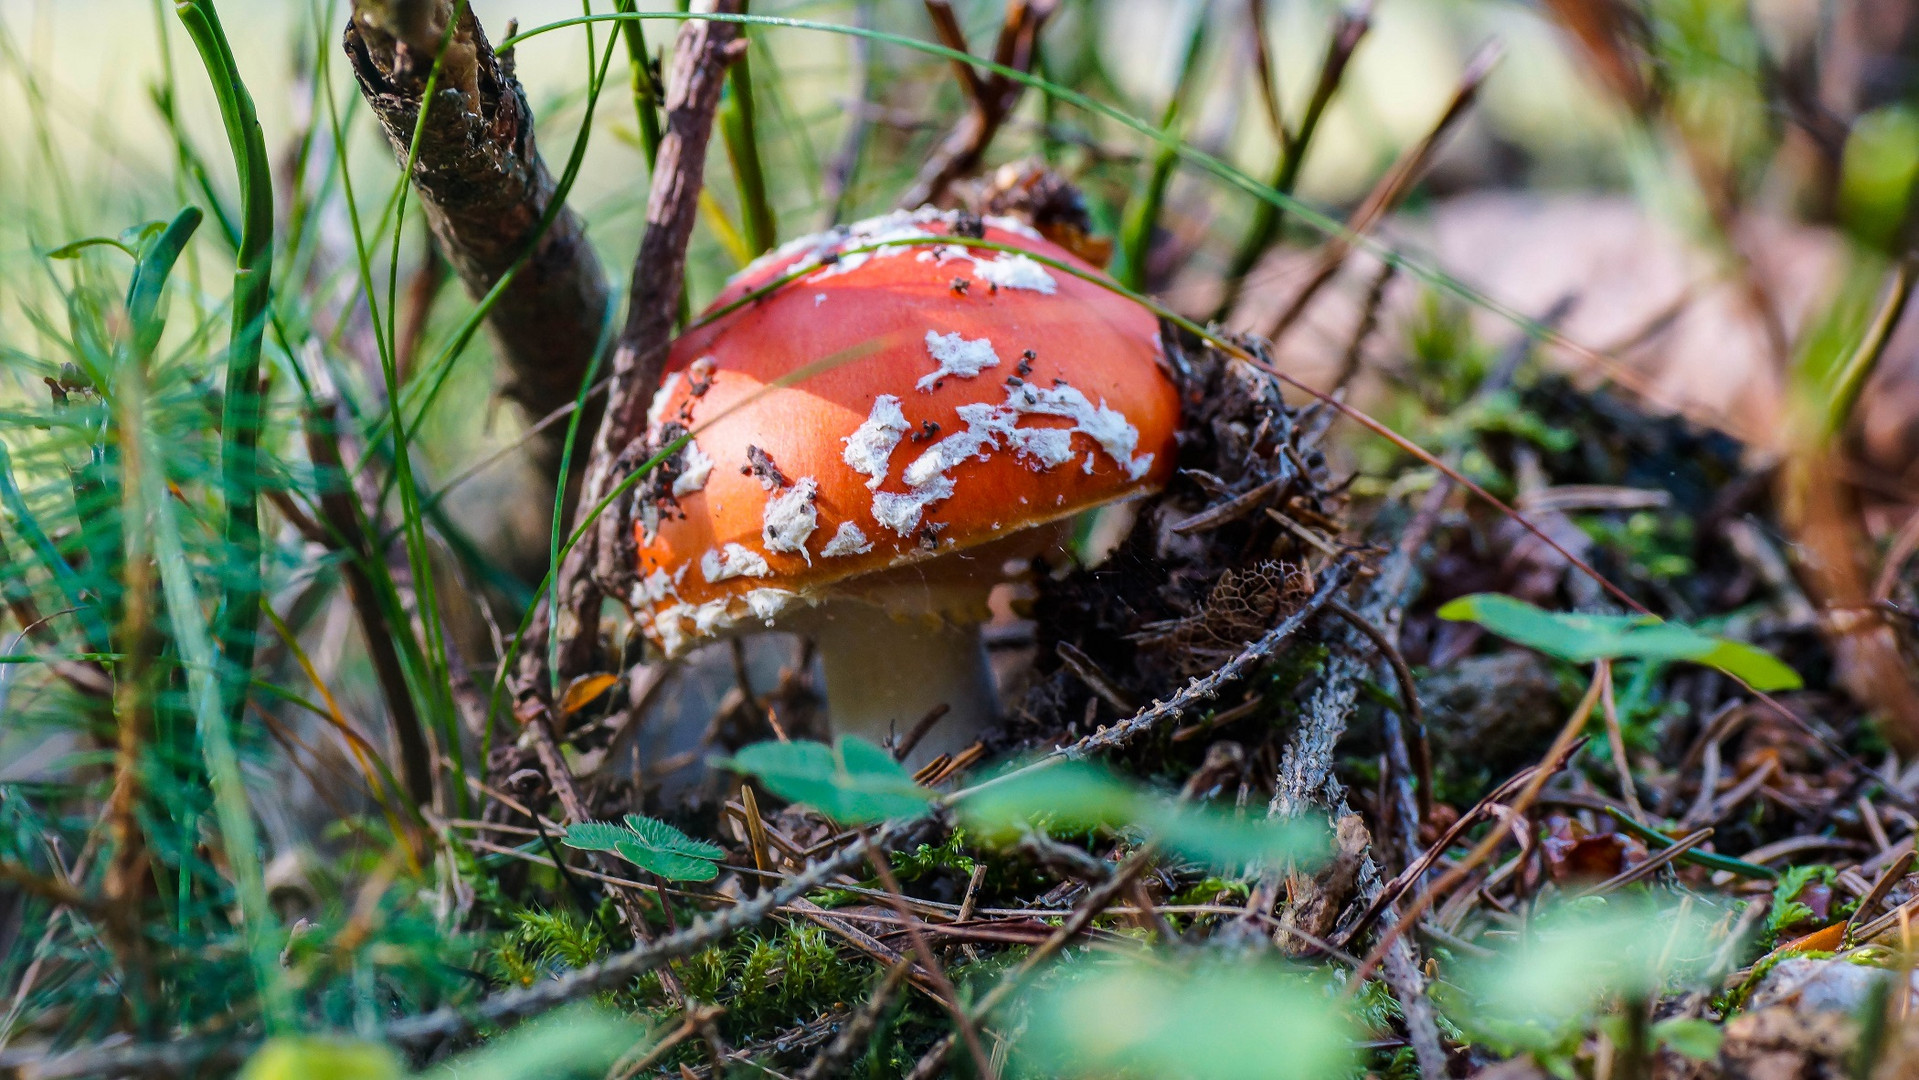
[794,599,999,764]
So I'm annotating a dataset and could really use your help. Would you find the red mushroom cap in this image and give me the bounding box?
[631,209,1179,655]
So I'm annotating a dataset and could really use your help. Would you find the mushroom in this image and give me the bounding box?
[630,208,1179,764]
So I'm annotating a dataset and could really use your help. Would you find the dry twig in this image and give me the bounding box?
[898,0,1059,209]
[537,0,745,694]
[345,0,611,479]
[0,837,880,1080]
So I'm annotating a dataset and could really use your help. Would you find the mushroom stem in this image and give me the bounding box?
[805,604,997,767]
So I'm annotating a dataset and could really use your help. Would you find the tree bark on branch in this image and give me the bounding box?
[344,1,610,480]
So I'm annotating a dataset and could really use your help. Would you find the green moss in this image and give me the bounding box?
[1765,865,1837,946]
[891,829,979,885]
[669,923,871,1040]
[1171,877,1250,908]
[1577,511,1696,585]
[513,907,608,971]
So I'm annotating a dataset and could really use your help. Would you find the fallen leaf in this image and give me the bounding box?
[1778,922,1847,955]
[559,673,619,717]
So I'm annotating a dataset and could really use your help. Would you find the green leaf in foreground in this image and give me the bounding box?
[559,821,634,854]
[562,815,726,882]
[959,762,1138,837]
[959,762,1331,871]
[1437,593,1801,690]
[1839,104,1919,251]
[239,1037,402,1080]
[1653,1017,1724,1062]
[616,813,726,881]
[1016,957,1355,1080]
[425,1003,643,1079]
[1446,897,1728,1057]
[240,1005,644,1080]
[719,737,932,825]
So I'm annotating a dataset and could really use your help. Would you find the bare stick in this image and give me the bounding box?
[1375,898,1450,1080]
[904,848,1155,1080]
[898,0,1058,208]
[1,836,880,1080]
[305,396,436,811]
[530,0,745,697]
[922,2,990,106]
[1056,556,1355,760]
[1246,0,1289,153]
[1327,599,1429,820]
[1350,671,1606,988]
[1214,1,1371,323]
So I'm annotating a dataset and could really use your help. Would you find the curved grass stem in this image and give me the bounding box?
[174,0,273,733]
[720,15,776,257]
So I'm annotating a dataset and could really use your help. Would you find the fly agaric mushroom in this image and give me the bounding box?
[630,208,1178,763]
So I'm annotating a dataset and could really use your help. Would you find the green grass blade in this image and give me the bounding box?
[1116,7,1207,292]
[720,34,777,256]
[137,420,289,1028]
[174,0,275,732]
[374,3,481,813]
[0,443,110,651]
[614,0,664,168]
[1215,8,1365,321]
[125,207,205,361]
[1602,808,1778,880]
[366,19,622,488]
[68,443,126,637]
[538,305,617,697]
[315,0,464,813]
[747,35,824,214]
